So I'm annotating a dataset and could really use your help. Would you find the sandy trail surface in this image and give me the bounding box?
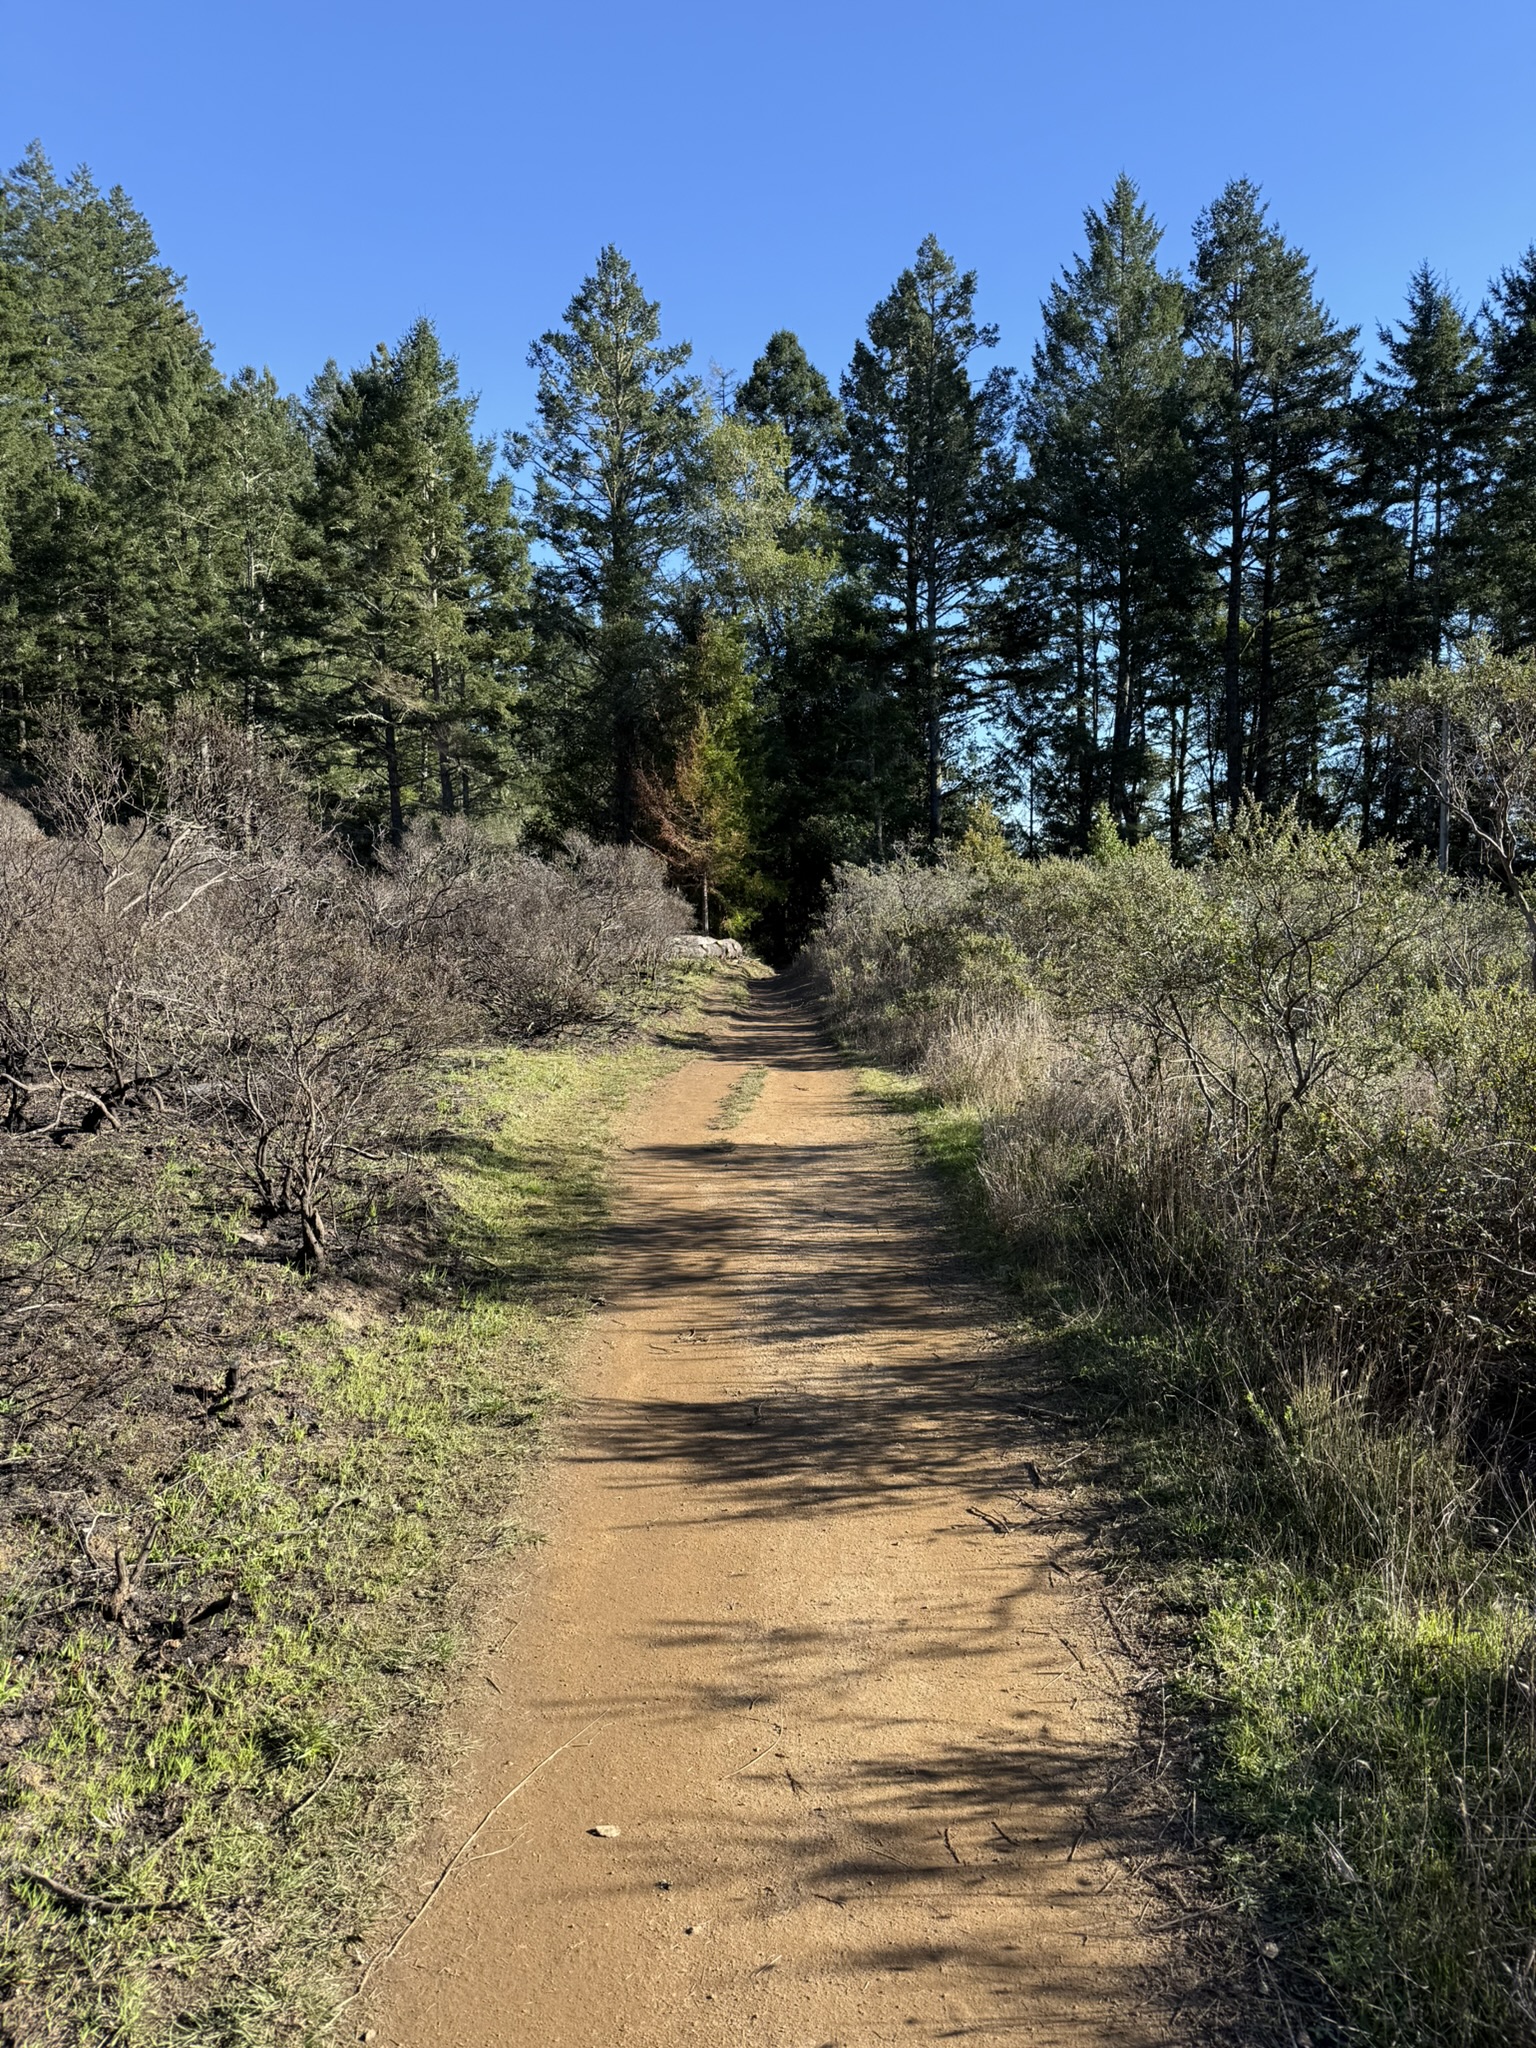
[360,979,1166,2048]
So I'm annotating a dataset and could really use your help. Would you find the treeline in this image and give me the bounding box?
[4,143,1535,948]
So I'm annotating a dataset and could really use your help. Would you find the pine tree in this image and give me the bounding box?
[0,143,224,746]
[734,332,844,499]
[1348,267,1482,845]
[520,247,702,840]
[0,244,27,628]
[1189,180,1357,819]
[1018,178,1197,843]
[634,624,761,935]
[1468,248,1536,646]
[297,319,526,844]
[685,405,899,947]
[841,236,1011,843]
[204,367,313,726]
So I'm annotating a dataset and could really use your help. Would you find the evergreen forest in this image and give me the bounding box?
[7,142,1536,947]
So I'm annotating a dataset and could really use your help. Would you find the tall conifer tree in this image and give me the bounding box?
[0,143,223,743]
[1189,180,1356,819]
[841,236,1010,842]
[298,320,526,843]
[1018,178,1197,842]
[204,367,313,726]
[1348,267,1482,843]
[1469,248,1536,646]
[521,247,702,839]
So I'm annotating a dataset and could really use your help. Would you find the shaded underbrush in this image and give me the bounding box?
[816,812,1536,2048]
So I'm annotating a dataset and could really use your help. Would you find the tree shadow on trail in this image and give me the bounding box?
[515,978,1177,2044]
[575,1106,1071,1525]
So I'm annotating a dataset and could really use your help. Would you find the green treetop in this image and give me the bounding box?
[735,331,844,500]
[297,318,526,844]
[520,246,703,841]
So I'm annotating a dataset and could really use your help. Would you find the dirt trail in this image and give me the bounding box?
[360,980,1166,2048]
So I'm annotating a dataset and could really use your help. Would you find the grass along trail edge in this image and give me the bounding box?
[0,1027,688,2048]
[854,1061,1536,2048]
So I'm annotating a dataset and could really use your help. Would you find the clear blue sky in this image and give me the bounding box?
[7,0,1535,444]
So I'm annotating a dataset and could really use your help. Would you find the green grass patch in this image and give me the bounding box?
[0,1039,677,2047]
[710,1064,767,1130]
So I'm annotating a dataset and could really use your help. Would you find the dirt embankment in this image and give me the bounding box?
[357,980,1170,2047]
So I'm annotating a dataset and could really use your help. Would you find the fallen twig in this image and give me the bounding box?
[280,1753,342,1827]
[1015,1401,1076,1425]
[719,1744,777,1780]
[338,1719,598,2011]
[1149,1903,1235,1932]
[1046,1446,1091,1479]
[1098,1595,1149,1670]
[14,1866,173,1915]
[966,1505,1012,1535]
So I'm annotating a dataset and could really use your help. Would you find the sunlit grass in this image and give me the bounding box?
[710,1063,767,1129]
[0,1038,677,2046]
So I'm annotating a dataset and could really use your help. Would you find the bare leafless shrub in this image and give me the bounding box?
[370,825,692,1036]
[0,1141,182,1457]
[2,716,694,1271]
[192,857,438,1268]
[0,721,266,1138]
[814,812,1534,1423]
[0,812,87,1132]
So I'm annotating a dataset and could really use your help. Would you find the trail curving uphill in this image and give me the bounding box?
[360,979,1167,2048]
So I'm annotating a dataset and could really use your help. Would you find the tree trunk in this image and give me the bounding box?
[1432,468,1449,870]
[1224,461,1246,819]
[1073,561,1093,851]
[925,577,942,843]
[1111,544,1134,831]
[382,702,404,850]
[1254,477,1279,807]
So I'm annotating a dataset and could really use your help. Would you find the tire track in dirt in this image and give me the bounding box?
[358,977,1169,2047]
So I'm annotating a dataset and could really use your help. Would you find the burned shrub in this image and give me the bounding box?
[1,718,694,1271]
[200,856,439,1268]
[371,825,692,1036]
